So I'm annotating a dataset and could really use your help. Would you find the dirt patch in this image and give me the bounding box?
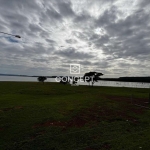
[106,95,131,103]
[30,131,45,141]
[33,102,143,129]
[0,127,4,131]
[106,95,149,107]
[101,142,111,150]
[2,106,23,112]
[106,95,148,114]
[33,121,67,128]
[85,148,95,150]
[84,142,111,150]
[32,95,147,129]
[2,107,14,111]
[133,97,150,107]
[14,106,23,109]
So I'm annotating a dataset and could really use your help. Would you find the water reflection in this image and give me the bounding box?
[92,81,150,88]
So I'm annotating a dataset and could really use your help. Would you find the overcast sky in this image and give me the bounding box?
[0,0,150,77]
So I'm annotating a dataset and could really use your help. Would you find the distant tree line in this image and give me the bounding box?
[101,77,150,83]
[37,74,150,85]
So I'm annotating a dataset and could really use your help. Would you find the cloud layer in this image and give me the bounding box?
[0,0,150,77]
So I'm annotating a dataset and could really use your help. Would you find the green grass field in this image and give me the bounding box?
[0,82,150,150]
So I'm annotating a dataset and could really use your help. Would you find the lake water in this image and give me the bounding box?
[0,76,150,89]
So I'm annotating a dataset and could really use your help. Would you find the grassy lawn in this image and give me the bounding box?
[0,82,150,150]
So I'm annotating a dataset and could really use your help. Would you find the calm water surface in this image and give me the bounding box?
[0,76,150,88]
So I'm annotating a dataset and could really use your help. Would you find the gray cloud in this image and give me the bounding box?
[55,47,95,59]
[57,1,75,17]
[29,24,42,32]
[139,0,150,7]
[74,11,92,23]
[40,6,62,24]
[65,39,77,44]
[95,6,119,27]
[0,0,150,77]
